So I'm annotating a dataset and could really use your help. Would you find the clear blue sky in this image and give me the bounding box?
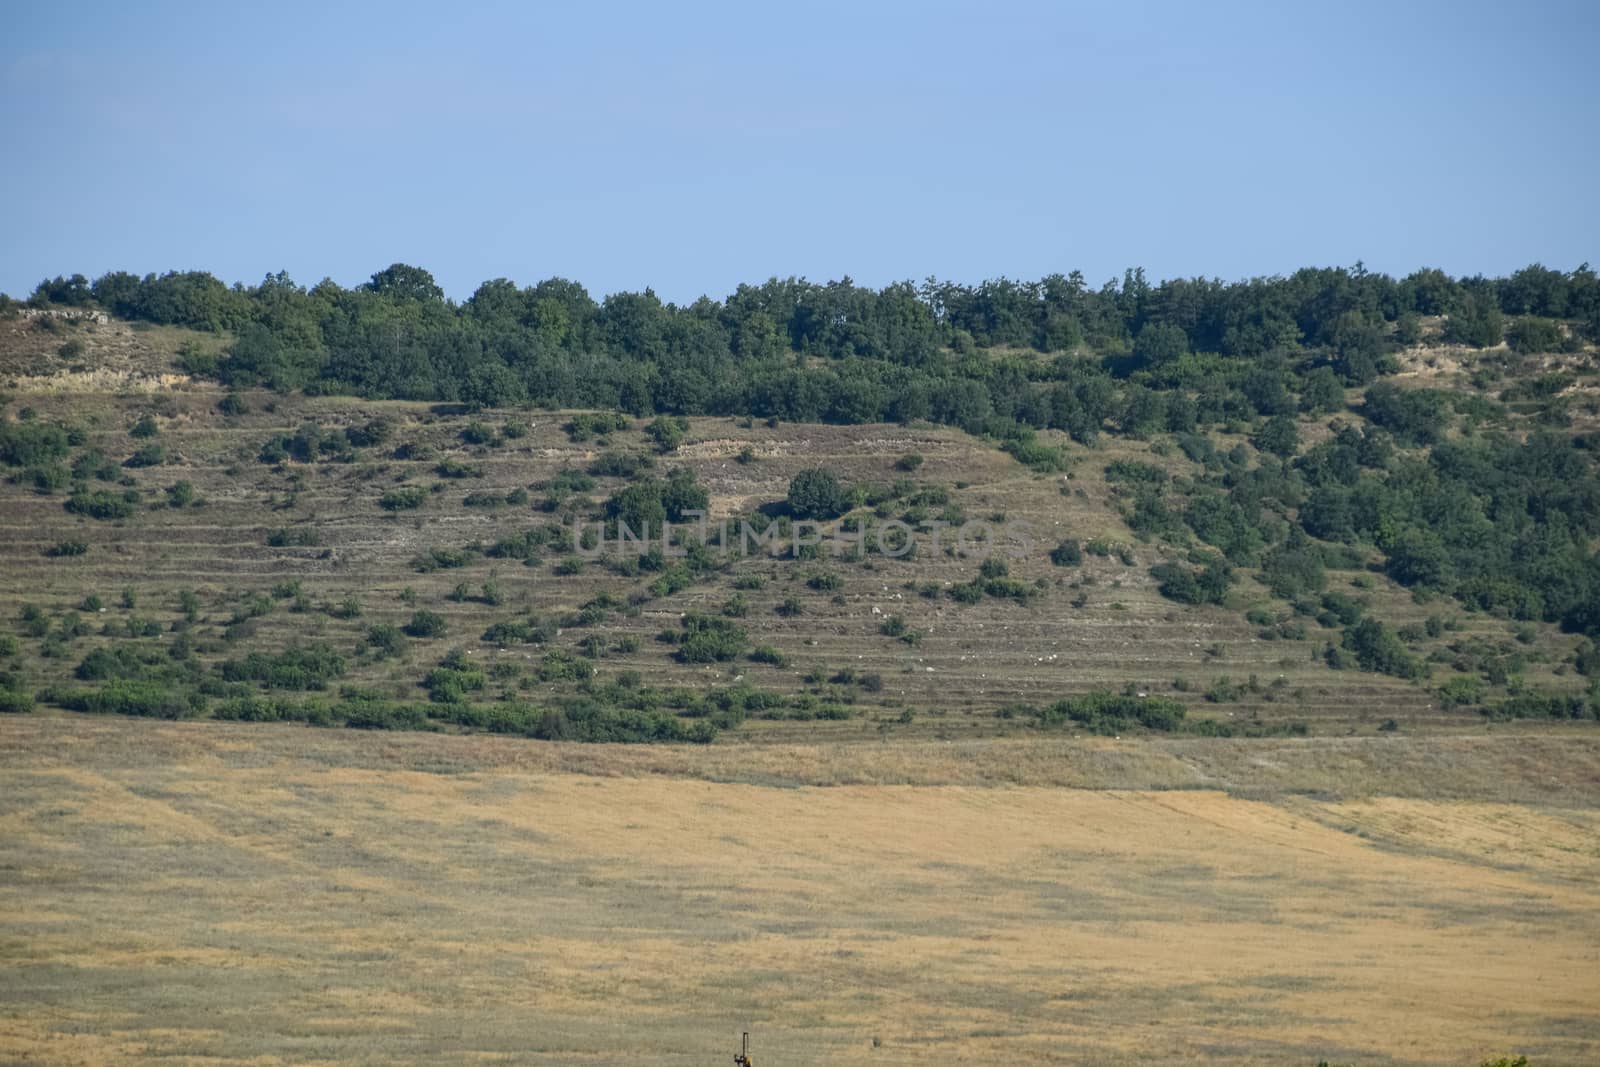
[3,0,1596,304]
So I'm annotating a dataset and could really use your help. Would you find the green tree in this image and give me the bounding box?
[365,263,444,303]
[787,468,849,520]
[1299,366,1346,414]
[1253,414,1299,458]
[1132,322,1189,367]
[1442,293,1503,348]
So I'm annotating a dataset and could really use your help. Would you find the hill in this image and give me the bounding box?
[2,278,1598,743]
[4,269,1600,1066]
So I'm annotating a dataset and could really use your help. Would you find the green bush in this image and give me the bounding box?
[71,449,118,482]
[1506,317,1562,354]
[366,623,406,658]
[1050,540,1083,567]
[1342,618,1425,680]
[124,442,166,468]
[65,488,136,520]
[645,416,688,452]
[266,526,319,547]
[673,614,748,663]
[404,610,447,638]
[749,645,788,667]
[460,421,496,445]
[1151,558,1232,605]
[44,680,202,719]
[0,422,69,467]
[219,643,346,690]
[430,458,477,479]
[1030,691,1187,734]
[0,687,34,713]
[378,486,428,511]
[563,412,630,442]
[529,700,713,743]
[588,450,655,478]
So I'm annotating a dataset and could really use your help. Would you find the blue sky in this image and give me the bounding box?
[2,0,1596,303]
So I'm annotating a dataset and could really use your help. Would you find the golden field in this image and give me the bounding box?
[3,716,1598,1066]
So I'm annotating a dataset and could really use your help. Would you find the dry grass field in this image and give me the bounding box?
[3,715,1600,1066]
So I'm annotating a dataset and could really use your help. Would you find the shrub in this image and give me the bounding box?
[404,610,447,638]
[588,450,655,478]
[410,546,477,573]
[1261,543,1326,598]
[266,526,319,547]
[45,680,202,719]
[124,442,166,468]
[366,623,406,658]
[460,421,496,445]
[65,487,136,520]
[529,701,713,743]
[1483,692,1594,722]
[0,422,69,467]
[895,453,924,472]
[1342,618,1425,680]
[1050,540,1083,567]
[70,449,118,482]
[129,414,160,439]
[1001,435,1071,472]
[0,687,34,713]
[645,416,688,452]
[1151,558,1232,605]
[434,458,482,479]
[45,539,88,557]
[749,645,788,667]
[1436,676,1484,709]
[219,643,346,690]
[27,463,70,493]
[563,412,630,442]
[19,605,49,638]
[673,614,748,663]
[378,486,428,511]
[1361,382,1449,446]
[482,618,553,645]
[1032,691,1186,734]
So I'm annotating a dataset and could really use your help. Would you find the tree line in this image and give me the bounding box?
[7,263,1597,421]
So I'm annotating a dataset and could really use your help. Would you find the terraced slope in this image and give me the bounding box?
[3,322,1587,741]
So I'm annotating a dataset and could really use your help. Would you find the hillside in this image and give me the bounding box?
[5,272,1600,1067]
[2,296,1597,744]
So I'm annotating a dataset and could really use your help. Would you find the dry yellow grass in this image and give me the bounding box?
[3,716,1599,1066]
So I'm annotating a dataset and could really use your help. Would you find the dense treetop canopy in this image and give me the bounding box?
[10,263,1596,419]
